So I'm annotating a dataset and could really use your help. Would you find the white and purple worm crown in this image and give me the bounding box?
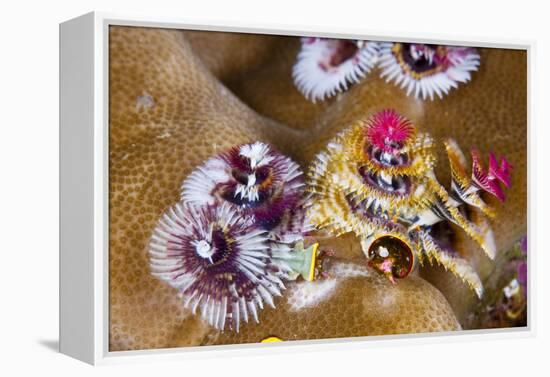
[149,202,296,332]
[293,38,380,102]
[181,141,312,242]
[151,142,316,332]
[378,43,480,100]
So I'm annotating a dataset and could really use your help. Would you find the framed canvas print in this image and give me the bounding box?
[60,12,532,365]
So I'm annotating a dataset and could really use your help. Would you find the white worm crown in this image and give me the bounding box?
[293,38,380,102]
[239,142,274,168]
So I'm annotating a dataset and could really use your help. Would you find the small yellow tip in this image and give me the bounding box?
[261,336,283,343]
[307,243,319,282]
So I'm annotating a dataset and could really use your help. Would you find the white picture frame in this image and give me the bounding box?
[59,11,534,365]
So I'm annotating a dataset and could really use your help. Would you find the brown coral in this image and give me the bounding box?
[109,26,298,351]
[109,26,526,351]
[204,259,460,346]
[188,33,527,323]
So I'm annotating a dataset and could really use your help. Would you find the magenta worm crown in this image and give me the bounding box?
[181,142,307,235]
[365,109,415,153]
[471,148,512,202]
[149,202,291,332]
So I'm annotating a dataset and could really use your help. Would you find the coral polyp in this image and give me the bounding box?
[307,109,511,297]
[293,38,379,102]
[149,202,305,332]
[378,43,480,100]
